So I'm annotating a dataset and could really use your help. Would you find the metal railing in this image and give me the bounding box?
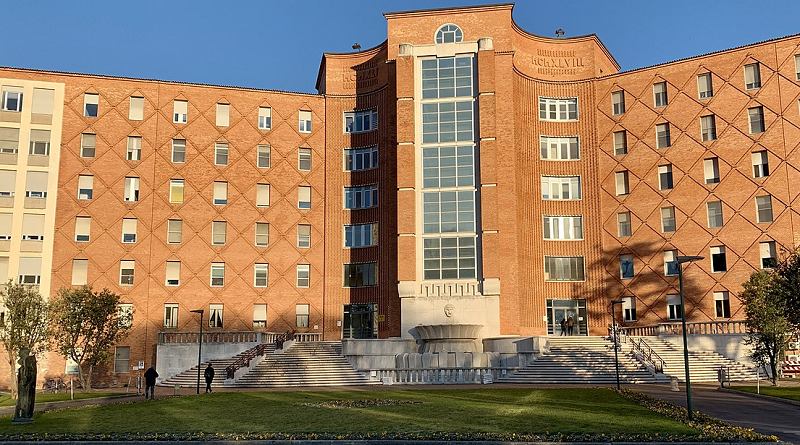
[630,337,666,373]
[224,343,270,380]
[158,331,274,345]
[371,367,517,384]
[618,320,747,337]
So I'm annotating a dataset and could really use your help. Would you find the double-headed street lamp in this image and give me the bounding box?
[189,309,204,395]
[676,255,703,421]
[610,300,625,391]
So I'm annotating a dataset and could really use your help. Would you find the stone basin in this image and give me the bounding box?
[415,324,483,353]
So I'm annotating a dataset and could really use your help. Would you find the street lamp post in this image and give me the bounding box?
[610,300,625,391]
[190,309,204,395]
[676,255,703,421]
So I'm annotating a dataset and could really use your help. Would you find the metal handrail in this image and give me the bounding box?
[224,343,270,379]
[631,337,666,373]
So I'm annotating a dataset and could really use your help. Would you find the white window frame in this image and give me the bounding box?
[253,303,267,327]
[123,177,139,202]
[173,100,188,124]
[756,195,773,223]
[166,261,180,286]
[254,263,269,287]
[121,218,137,243]
[704,157,720,184]
[209,304,223,328]
[114,346,130,374]
[215,142,229,166]
[172,139,186,163]
[119,260,135,286]
[164,303,179,328]
[658,165,673,191]
[81,133,96,158]
[623,296,636,322]
[298,147,312,171]
[612,91,625,115]
[707,201,723,228]
[169,179,184,204]
[257,183,270,207]
[258,107,272,130]
[1,86,23,112]
[343,146,378,172]
[661,206,676,233]
[760,241,777,269]
[343,184,378,210]
[216,103,230,127]
[543,256,585,282]
[667,294,682,321]
[299,110,312,133]
[296,303,309,327]
[210,263,225,287]
[664,250,679,276]
[126,136,142,161]
[752,151,769,178]
[255,222,269,247]
[701,115,717,141]
[613,131,627,156]
[615,171,629,196]
[698,73,713,99]
[542,215,584,240]
[711,246,727,273]
[656,123,671,148]
[211,221,227,246]
[745,63,761,90]
[620,254,634,279]
[297,224,311,248]
[296,264,310,288]
[129,96,144,121]
[343,109,378,133]
[653,82,668,107]
[213,181,228,206]
[539,136,579,160]
[538,97,578,121]
[714,291,731,318]
[257,144,271,168]
[343,223,377,248]
[167,219,182,244]
[78,175,93,200]
[541,175,581,200]
[617,211,631,238]
[749,106,765,134]
[84,93,99,117]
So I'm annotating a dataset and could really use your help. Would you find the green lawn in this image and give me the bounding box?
[731,385,800,402]
[0,392,126,407]
[0,388,696,439]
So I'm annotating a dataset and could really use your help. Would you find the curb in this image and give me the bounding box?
[0,442,789,445]
[718,387,800,407]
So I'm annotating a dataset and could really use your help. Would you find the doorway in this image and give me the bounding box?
[343,303,377,339]
[546,299,588,336]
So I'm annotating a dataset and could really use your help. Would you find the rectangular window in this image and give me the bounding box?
[75,216,91,242]
[613,131,627,156]
[257,183,270,207]
[749,106,765,134]
[653,82,668,107]
[543,256,585,281]
[299,110,312,133]
[623,296,636,322]
[257,144,271,168]
[171,139,186,163]
[166,261,180,286]
[255,222,269,247]
[296,264,310,288]
[698,73,713,99]
[126,136,141,161]
[167,219,182,244]
[343,263,378,287]
[795,54,800,81]
[298,147,312,171]
[173,100,187,123]
[72,259,88,285]
[216,103,230,127]
[209,304,223,328]
[211,221,227,246]
[84,93,98,117]
[343,184,377,209]
[422,145,474,188]
[343,109,378,133]
[123,177,139,202]
[114,346,130,374]
[344,146,378,171]
[78,175,93,200]
[0,127,19,154]
[422,191,475,234]
[664,250,679,276]
[704,157,720,184]
[292,185,310,209]
[164,303,179,328]
[756,195,773,223]
[253,304,267,327]
[760,241,777,269]
[617,212,631,238]
[656,123,671,148]
[423,237,476,279]
[745,63,761,90]
[1,86,23,112]
[707,201,724,228]
[210,262,225,287]
[540,136,579,160]
[344,223,378,248]
[620,254,634,279]
[29,129,51,156]
[117,303,133,328]
[701,115,717,141]
[31,88,54,115]
[661,206,676,233]
[714,291,731,318]
[258,107,272,130]
[0,214,11,241]
[615,171,629,196]
[0,170,14,197]
[297,224,311,248]
[81,133,96,158]
[612,91,625,115]
[121,218,137,243]
[667,294,682,321]
[119,260,135,285]
[422,55,473,98]
[541,176,581,200]
[296,303,309,328]
[18,257,42,285]
[21,214,44,241]
[711,246,727,273]
[129,96,144,120]
[215,142,228,166]
[538,97,578,121]
[254,263,268,287]
[168,179,184,204]
[25,171,48,199]
[542,215,584,240]
[213,181,227,205]
[422,101,474,143]
[752,151,769,178]
[658,165,673,191]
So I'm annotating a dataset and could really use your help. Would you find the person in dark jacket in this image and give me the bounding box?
[204,363,215,393]
[143,365,158,400]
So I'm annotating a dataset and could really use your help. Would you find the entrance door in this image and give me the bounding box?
[546,299,588,336]
[343,303,377,339]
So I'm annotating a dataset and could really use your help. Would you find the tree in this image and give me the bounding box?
[776,247,800,330]
[741,270,792,385]
[50,286,132,389]
[0,280,51,398]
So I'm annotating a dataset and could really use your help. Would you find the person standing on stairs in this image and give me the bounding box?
[566,316,575,336]
[204,363,215,393]
[560,318,567,336]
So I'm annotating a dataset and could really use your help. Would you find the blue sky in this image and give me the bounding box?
[2,1,798,93]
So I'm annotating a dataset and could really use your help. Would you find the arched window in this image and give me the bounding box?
[436,24,463,44]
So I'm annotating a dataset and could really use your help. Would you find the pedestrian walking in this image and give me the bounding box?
[143,365,158,400]
[566,316,575,336]
[204,363,215,393]
[559,318,567,336]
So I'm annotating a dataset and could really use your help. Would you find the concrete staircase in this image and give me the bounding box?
[499,336,669,384]
[629,336,755,382]
[158,344,277,389]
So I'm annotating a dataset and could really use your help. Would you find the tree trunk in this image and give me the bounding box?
[7,350,17,399]
[86,364,93,390]
[770,356,779,386]
[77,362,89,390]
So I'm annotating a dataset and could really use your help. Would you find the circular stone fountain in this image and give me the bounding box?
[415,324,483,353]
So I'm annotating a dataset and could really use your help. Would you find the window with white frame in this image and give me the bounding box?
[129,96,144,120]
[173,100,187,123]
[544,256,585,281]
[435,24,463,44]
[664,250,679,276]
[422,101,473,143]
[296,303,309,327]
[215,142,228,166]
[653,82,668,107]
[423,237,476,279]
[126,136,141,161]
[299,110,312,133]
[81,133,96,158]
[622,296,636,322]
[422,145,473,187]
[78,175,93,200]
[752,151,769,178]
[164,303,179,328]
[542,175,581,200]
[257,144,271,168]
[543,215,583,240]
[123,177,139,202]
[84,93,98,117]
[258,107,271,130]
[166,261,180,286]
[698,73,713,99]
[711,246,727,273]
[344,146,378,171]
[615,171,629,196]
[29,129,50,156]
[667,294,682,320]
[296,264,310,288]
[254,263,268,287]
[18,257,42,285]
[421,55,473,99]
[760,241,777,269]
[209,304,223,328]
[297,224,311,248]
[795,55,800,81]
[298,185,311,209]
[255,222,269,247]
[172,139,186,163]
[257,183,270,207]
[538,97,578,121]
[253,304,267,327]
[620,254,634,279]
[169,179,184,203]
[71,259,88,285]
[707,201,724,228]
[658,165,674,191]
[32,89,55,115]
[0,214,11,241]
[211,221,227,246]
[344,184,377,209]
[344,223,377,248]
[704,157,720,184]
[617,211,631,238]
[422,191,475,234]
[612,91,625,115]
[749,106,765,133]
[167,219,182,244]
[344,109,377,133]
[216,103,229,127]
[655,123,671,148]
[661,206,676,233]
[1,86,23,112]
[0,170,14,197]
[0,127,19,154]
[701,115,717,141]
[213,181,227,205]
[756,195,773,223]
[119,260,135,285]
[298,147,312,171]
[714,291,731,318]
[745,63,761,90]
[114,346,130,374]
[613,131,627,156]
[117,303,133,328]
[21,214,44,241]
[121,218,137,243]
[210,262,225,287]
[25,171,47,199]
[343,263,377,287]
[540,136,579,160]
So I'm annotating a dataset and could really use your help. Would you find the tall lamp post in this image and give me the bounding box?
[610,300,625,391]
[676,255,703,421]
[190,309,204,395]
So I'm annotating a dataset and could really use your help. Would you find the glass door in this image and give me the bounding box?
[343,303,378,339]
